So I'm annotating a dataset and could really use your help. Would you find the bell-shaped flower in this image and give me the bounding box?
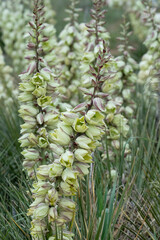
[37,165,49,180]
[85,110,104,126]
[19,133,31,147]
[30,219,47,238]
[19,82,35,92]
[31,73,45,86]
[60,112,78,125]
[33,203,49,220]
[86,125,104,140]
[59,151,74,168]
[32,86,46,97]
[105,101,116,114]
[122,89,131,100]
[30,197,45,208]
[18,92,33,102]
[32,181,52,197]
[60,180,78,196]
[50,128,71,146]
[45,188,58,206]
[75,135,98,150]
[59,198,76,212]
[113,114,128,128]
[62,168,78,186]
[109,127,120,140]
[73,162,90,177]
[19,104,39,117]
[72,116,88,133]
[74,149,92,163]
[37,95,52,108]
[48,207,58,223]
[44,111,59,129]
[58,122,73,136]
[38,136,49,148]
[50,143,64,156]
[49,162,63,178]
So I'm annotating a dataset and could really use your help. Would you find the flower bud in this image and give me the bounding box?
[21,148,39,160]
[19,104,39,117]
[36,112,44,125]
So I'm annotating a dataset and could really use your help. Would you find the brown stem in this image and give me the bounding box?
[34,0,40,72]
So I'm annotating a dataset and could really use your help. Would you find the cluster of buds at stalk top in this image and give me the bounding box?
[0,0,30,73]
[0,47,18,106]
[115,18,138,119]
[55,0,84,110]
[138,0,160,108]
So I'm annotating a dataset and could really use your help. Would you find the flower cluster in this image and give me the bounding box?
[80,1,129,159]
[138,1,160,107]
[0,47,18,106]
[23,1,121,239]
[56,0,84,109]
[0,0,30,73]
[18,0,131,239]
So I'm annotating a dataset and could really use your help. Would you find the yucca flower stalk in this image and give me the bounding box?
[55,0,85,109]
[80,0,129,162]
[138,0,159,111]
[32,43,107,240]
[26,1,114,238]
[28,1,128,239]
[18,2,61,239]
[116,18,138,119]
